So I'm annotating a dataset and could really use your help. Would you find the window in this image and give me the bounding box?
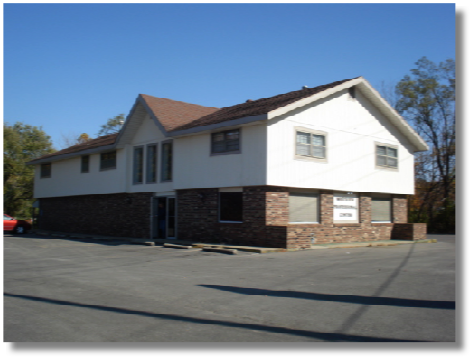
[211,129,240,154]
[133,147,144,184]
[100,151,116,171]
[161,141,173,182]
[333,192,359,223]
[295,128,326,161]
[372,196,392,223]
[146,144,157,183]
[289,192,320,223]
[219,191,243,222]
[40,163,51,178]
[376,144,398,169]
[81,155,89,173]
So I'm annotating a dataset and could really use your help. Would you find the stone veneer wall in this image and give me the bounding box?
[39,193,154,238]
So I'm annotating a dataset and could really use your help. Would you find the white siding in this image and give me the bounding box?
[126,115,175,194]
[34,148,127,198]
[266,89,415,194]
[173,123,267,189]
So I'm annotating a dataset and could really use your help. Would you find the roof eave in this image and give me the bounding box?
[26,143,117,165]
[168,114,268,137]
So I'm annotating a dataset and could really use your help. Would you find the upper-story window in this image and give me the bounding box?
[376,144,398,169]
[211,129,240,154]
[40,163,51,178]
[100,151,116,171]
[81,155,89,173]
[295,127,327,161]
[146,144,158,183]
[161,140,173,182]
[133,146,144,183]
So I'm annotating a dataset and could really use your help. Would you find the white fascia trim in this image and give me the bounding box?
[355,79,429,152]
[267,77,429,153]
[267,78,363,120]
[168,114,267,138]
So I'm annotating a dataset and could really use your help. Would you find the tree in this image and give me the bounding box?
[97,114,125,136]
[3,122,55,218]
[395,57,455,232]
[59,131,91,149]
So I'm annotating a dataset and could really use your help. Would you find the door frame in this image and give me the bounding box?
[151,195,177,239]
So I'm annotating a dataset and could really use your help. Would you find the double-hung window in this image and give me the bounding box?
[211,129,240,154]
[376,144,398,169]
[295,128,326,161]
[100,151,116,171]
[81,155,89,173]
[40,163,51,178]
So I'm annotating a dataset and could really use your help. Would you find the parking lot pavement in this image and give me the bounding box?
[4,233,455,342]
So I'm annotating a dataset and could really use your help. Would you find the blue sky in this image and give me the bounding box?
[4,3,455,149]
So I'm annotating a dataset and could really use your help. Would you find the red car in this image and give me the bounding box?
[3,214,32,234]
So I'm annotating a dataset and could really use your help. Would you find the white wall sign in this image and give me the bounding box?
[333,193,359,222]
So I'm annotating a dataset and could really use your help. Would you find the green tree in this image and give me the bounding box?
[3,122,55,218]
[97,114,125,136]
[396,57,455,232]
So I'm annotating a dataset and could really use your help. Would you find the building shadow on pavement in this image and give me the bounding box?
[198,285,455,310]
[4,292,426,342]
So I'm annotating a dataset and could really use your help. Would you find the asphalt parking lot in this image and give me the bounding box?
[4,233,456,342]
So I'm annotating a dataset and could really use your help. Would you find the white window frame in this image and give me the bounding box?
[375,142,399,170]
[294,126,327,162]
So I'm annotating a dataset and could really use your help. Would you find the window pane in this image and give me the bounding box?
[387,157,398,168]
[377,146,387,156]
[225,130,239,140]
[372,198,392,222]
[226,139,240,151]
[312,134,325,146]
[220,192,243,222]
[296,144,311,156]
[133,147,143,183]
[212,142,226,153]
[387,147,398,158]
[161,142,173,181]
[289,193,319,223]
[41,163,51,178]
[296,132,310,144]
[81,155,89,173]
[146,145,157,183]
[213,133,224,142]
[312,146,325,158]
[377,155,387,166]
[100,151,116,170]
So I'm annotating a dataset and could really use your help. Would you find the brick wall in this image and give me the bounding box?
[391,223,427,240]
[39,193,154,238]
[176,187,423,249]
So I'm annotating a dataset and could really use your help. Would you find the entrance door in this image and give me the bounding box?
[152,196,176,239]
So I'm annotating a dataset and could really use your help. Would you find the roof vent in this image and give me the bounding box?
[246,99,253,103]
[302,85,308,89]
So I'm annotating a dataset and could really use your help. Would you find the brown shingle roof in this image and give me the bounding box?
[29,133,118,163]
[31,78,357,163]
[170,78,357,132]
[140,94,220,132]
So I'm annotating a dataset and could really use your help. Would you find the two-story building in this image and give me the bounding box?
[27,77,429,249]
